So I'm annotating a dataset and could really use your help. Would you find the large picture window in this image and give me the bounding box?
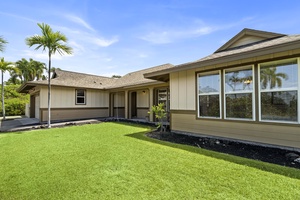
[224,66,254,120]
[76,89,86,105]
[259,59,298,122]
[198,71,221,118]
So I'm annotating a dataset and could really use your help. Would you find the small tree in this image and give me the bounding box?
[26,23,72,128]
[148,103,167,133]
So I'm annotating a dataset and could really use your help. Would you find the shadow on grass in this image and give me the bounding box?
[126,130,300,180]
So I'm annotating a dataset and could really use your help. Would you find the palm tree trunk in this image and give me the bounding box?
[47,53,51,128]
[1,70,5,120]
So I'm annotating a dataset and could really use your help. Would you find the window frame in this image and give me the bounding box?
[223,65,255,121]
[197,70,222,119]
[75,89,86,105]
[258,58,299,124]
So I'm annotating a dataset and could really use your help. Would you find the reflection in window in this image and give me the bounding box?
[226,94,252,119]
[260,60,298,122]
[199,74,220,94]
[198,72,220,118]
[261,91,297,121]
[225,67,254,120]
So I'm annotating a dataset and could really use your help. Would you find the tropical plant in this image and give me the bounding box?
[0,58,15,119]
[260,67,288,105]
[0,84,29,116]
[148,103,167,133]
[260,67,288,89]
[0,36,8,52]
[26,23,72,128]
[10,58,46,84]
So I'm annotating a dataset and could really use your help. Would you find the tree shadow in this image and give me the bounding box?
[125,130,300,180]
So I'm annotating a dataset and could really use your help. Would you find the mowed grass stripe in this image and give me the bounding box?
[0,122,299,199]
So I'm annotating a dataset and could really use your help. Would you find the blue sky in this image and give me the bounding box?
[1,0,300,80]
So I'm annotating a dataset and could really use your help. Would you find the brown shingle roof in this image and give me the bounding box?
[18,63,174,93]
[145,34,300,79]
[109,63,173,88]
[50,69,116,89]
[22,69,116,89]
[196,34,300,63]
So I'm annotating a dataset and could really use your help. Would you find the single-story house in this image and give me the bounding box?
[19,28,300,150]
[145,28,300,150]
[18,63,173,122]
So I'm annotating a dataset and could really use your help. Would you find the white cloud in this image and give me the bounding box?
[68,40,85,54]
[64,14,95,31]
[22,50,73,61]
[53,25,119,48]
[139,17,256,45]
[140,31,172,44]
[140,25,214,44]
[91,36,119,47]
[139,53,148,58]
[0,11,37,23]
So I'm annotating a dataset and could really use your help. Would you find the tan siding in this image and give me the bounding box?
[186,69,196,110]
[230,36,265,48]
[137,90,149,107]
[113,108,125,118]
[137,108,149,119]
[114,92,125,107]
[40,86,48,108]
[170,72,179,109]
[178,71,186,110]
[42,108,109,121]
[170,70,196,110]
[39,86,109,108]
[171,113,300,149]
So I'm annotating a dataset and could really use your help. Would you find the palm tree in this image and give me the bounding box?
[31,59,46,81]
[26,58,46,81]
[15,58,29,83]
[0,58,15,120]
[26,23,72,128]
[260,67,288,90]
[12,58,46,83]
[260,67,288,105]
[0,36,8,52]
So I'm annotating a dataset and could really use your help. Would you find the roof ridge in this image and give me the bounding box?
[56,69,113,79]
[124,63,173,75]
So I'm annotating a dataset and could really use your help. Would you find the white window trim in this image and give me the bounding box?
[76,89,86,105]
[197,70,222,119]
[224,65,255,121]
[258,58,299,124]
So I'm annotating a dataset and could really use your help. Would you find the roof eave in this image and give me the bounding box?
[145,40,300,79]
[17,82,43,93]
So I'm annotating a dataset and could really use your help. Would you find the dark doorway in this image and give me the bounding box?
[30,95,35,118]
[131,92,137,118]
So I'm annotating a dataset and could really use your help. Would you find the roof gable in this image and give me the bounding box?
[215,28,286,53]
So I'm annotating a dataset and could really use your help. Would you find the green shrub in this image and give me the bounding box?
[0,84,29,116]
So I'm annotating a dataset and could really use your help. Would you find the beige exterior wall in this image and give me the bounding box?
[170,70,195,110]
[42,108,109,122]
[171,112,300,149]
[114,92,125,107]
[230,35,265,48]
[32,86,109,121]
[137,90,149,107]
[169,54,300,150]
[39,86,109,108]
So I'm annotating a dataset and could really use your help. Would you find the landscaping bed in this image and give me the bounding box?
[146,131,300,169]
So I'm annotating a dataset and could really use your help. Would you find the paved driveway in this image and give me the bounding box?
[0,118,40,132]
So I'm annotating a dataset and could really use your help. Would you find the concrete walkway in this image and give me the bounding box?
[0,117,103,132]
[0,116,160,132]
[0,117,41,132]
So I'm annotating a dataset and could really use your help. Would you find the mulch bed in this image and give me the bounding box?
[146,131,300,169]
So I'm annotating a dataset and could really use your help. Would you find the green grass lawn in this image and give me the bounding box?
[0,122,299,199]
